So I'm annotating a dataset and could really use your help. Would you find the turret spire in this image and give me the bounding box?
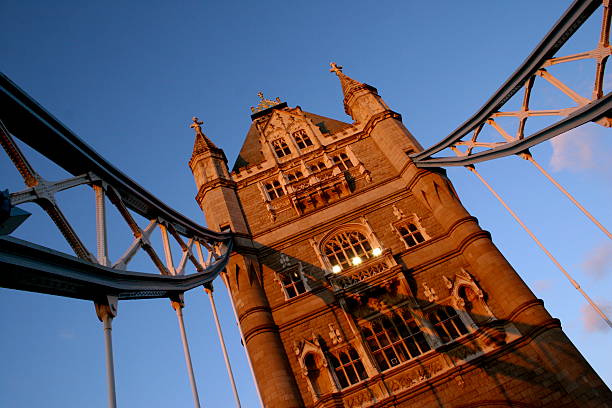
[329,62,383,122]
[189,116,220,156]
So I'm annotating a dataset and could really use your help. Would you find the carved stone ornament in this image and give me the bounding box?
[422,281,438,302]
[392,204,405,220]
[250,91,282,113]
[328,323,343,345]
[280,253,291,269]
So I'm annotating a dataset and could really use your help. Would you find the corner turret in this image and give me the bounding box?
[330,62,390,124]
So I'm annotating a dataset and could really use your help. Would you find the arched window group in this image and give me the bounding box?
[323,230,374,271]
[361,309,431,371]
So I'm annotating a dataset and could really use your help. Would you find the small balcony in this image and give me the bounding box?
[327,250,398,292]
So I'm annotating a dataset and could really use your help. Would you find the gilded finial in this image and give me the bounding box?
[190,117,204,137]
[329,62,343,75]
[250,91,283,114]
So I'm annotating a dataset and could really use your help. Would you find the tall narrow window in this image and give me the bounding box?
[361,309,430,372]
[398,223,427,247]
[329,347,368,389]
[293,129,313,149]
[323,230,373,271]
[264,180,285,200]
[272,139,291,158]
[279,268,307,299]
[332,153,354,171]
[428,306,468,344]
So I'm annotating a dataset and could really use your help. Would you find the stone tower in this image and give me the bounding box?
[189,66,611,407]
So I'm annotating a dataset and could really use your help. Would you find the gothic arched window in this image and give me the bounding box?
[328,347,368,389]
[293,129,313,149]
[361,310,430,372]
[264,180,285,200]
[398,223,426,247]
[332,153,354,171]
[272,138,291,158]
[428,306,468,344]
[323,230,374,271]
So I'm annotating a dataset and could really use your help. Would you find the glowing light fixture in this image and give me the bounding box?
[372,247,382,256]
[351,256,362,266]
[332,265,342,273]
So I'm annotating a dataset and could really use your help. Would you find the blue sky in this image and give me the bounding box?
[1,1,610,406]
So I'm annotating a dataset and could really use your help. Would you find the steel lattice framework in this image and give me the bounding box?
[0,73,233,302]
[411,0,611,168]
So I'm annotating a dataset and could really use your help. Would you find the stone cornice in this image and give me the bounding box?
[195,178,237,204]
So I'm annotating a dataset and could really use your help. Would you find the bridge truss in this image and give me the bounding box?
[0,0,611,407]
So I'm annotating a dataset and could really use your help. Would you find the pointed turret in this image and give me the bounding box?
[188,117,230,189]
[329,62,390,123]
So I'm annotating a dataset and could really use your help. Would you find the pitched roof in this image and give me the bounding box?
[231,110,351,172]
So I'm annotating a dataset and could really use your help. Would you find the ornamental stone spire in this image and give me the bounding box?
[189,116,221,159]
[329,62,386,123]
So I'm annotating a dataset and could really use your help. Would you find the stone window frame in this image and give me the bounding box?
[292,129,314,150]
[390,210,430,250]
[262,179,285,200]
[308,160,327,173]
[275,261,310,301]
[271,138,292,158]
[286,170,305,182]
[331,152,355,171]
[327,346,369,390]
[315,222,384,275]
[426,305,470,345]
[360,307,432,372]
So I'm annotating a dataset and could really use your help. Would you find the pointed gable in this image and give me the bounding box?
[232,109,351,172]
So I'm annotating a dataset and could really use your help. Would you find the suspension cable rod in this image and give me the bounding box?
[520,152,611,239]
[95,300,118,408]
[466,165,612,328]
[172,299,202,408]
[205,284,241,408]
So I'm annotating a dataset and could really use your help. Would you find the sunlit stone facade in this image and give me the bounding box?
[189,67,611,407]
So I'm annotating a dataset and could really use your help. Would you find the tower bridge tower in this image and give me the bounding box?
[189,66,610,407]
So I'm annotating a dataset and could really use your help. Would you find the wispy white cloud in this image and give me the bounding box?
[581,300,612,333]
[582,242,612,280]
[549,128,594,172]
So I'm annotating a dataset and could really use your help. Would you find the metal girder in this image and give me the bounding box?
[0,73,229,243]
[0,236,232,301]
[411,0,605,166]
[415,92,611,167]
[0,70,234,301]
